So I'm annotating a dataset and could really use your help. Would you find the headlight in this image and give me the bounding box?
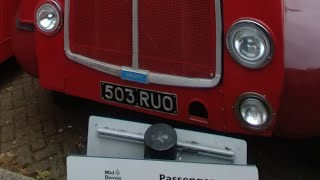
[235,93,273,131]
[36,1,62,35]
[226,20,274,69]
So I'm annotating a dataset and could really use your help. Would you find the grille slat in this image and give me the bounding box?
[69,0,132,67]
[139,0,216,78]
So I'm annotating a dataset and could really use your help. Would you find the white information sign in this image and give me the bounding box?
[67,156,258,180]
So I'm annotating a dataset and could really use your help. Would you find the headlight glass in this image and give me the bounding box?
[227,20,273,69]
[235,93,273,131]
[240,98,268,127]
[36,2,62,35]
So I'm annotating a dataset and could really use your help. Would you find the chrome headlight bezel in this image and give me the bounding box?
[235,93,273,131]
[226,20,274,69]
[36,1,62,36]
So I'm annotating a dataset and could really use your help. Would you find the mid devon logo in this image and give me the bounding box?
[105,169,121,180]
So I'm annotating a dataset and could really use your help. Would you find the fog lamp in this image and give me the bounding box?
[235,93,273,131]
[36,1,62,35]
[226,20,274,69]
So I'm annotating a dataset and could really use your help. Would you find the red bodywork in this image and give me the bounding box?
[0,0,37,76]
[0,0,18,63]
[16,0,320,138]
[277,0,320,137]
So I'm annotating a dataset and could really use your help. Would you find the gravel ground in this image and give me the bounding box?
[0,168,33,180]
[0,59,320,180]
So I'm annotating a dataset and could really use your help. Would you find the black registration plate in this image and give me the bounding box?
[101,82,177,115]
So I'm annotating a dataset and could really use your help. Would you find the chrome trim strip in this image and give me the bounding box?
[132,0,139,69]
[64,0,222,88]
[214,0,223,79]
[65,49,122,77]
[97,127,235,161]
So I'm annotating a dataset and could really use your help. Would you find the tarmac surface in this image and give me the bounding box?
[0,59,320,180]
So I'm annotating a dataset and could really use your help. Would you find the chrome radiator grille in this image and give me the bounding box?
[65,0,222,88]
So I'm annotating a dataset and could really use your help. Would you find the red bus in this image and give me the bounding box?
[13,0,320,138]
